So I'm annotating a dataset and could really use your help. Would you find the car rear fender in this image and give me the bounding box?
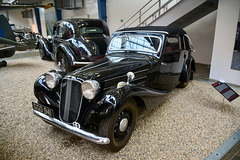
[179,57,194,82]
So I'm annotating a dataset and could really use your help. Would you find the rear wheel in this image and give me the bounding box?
[98,99,137,152]
[178,64,191,88]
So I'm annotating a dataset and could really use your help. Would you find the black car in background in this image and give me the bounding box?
[32,26,196,152]
[38,18,110,71]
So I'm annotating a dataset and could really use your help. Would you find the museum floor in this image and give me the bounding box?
[0,50,240,159]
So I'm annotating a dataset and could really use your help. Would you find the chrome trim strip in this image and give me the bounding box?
[132,76,147,82]
[77,61,109,73]
[63,80,72,121]
[0,46,15,51]
[34,110,110,145]
[133,69,148,74]
[73,62,93,66]
[104,69,148,83]
[104,74,126,82]
[137,81,146,85]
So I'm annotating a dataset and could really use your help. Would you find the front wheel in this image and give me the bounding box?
[98,99,137,152]
[58,52,73,72]
[0,60,7,67]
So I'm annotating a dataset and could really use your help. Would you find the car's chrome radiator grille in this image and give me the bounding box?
[59,78,83,123]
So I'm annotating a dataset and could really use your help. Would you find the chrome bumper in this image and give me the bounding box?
[33,110,110,145]
[73,62,93,66]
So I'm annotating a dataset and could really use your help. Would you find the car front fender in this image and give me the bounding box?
[81,85,136,125]
[39,38,53,57]
[34,71,67,108]
[56,43,76,66]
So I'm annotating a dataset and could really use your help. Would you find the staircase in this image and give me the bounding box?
[118,0,218,30]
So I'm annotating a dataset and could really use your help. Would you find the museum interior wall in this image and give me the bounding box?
[184,11,217,65]
[210,0,240,86]
[61,0,99,20]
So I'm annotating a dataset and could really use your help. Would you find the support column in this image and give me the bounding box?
[54,0,62,21]
[210,0,240,85]
[98,0,107,22]
[34,8,42,34]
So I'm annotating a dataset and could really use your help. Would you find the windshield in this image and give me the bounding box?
[79,27,103,34]
[109,34,161,53]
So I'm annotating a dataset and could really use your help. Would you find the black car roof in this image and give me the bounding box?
[118,26,186,34]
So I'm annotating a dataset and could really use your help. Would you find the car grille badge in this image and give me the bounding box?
[73,121,81,129]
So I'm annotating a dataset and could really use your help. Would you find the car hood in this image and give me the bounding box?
[68,54,154,87]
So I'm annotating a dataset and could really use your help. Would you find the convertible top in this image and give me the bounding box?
[118,26,186,35]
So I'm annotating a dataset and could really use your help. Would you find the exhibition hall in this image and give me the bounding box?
[0,0,240,159]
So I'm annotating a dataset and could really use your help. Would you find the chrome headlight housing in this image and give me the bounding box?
[45,72,60,89]
[81,80,100,100]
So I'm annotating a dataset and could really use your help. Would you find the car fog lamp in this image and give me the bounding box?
[45,72,59,89]
[81,80,100,100]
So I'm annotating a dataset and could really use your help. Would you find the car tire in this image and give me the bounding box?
[178,64,191,88]
[58,52,73,72]
[2,60,7,67]
[190,70,194,80]
[98,99,137,152]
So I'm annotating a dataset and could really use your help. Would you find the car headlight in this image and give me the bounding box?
[45,72,60,89]
[81,80,100,100]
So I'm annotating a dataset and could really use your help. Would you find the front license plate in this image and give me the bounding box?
[32,102,54,118]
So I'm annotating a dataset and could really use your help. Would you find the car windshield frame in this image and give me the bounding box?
[108,34,162,54]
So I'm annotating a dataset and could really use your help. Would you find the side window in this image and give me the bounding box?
[184,35,194,51]
[184,35,190,50]
[164,36,181,53]
[53,26,57,36]
[62,25,74,39]
[56,26,63,38]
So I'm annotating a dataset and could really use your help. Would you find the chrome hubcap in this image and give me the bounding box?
[119,118,128,132]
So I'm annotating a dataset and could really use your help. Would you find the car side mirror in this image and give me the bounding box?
[127,72,135,84]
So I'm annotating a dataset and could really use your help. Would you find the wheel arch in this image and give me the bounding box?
[56,44,76,66]
[179,57,193,82]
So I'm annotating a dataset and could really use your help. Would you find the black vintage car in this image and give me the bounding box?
[32,26,196,152]
[13,28,40,51]
[38,18,110,71]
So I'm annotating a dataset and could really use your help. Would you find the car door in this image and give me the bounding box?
[52,23,63,60]
[157,35,186,90]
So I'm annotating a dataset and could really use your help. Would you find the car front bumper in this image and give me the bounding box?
[33,110,110,145]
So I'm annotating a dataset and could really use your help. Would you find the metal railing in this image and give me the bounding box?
[118,0,182,30]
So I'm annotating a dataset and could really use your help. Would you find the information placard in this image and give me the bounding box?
[212,81,239,102]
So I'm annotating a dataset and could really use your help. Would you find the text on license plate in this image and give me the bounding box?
[32,102,54,118]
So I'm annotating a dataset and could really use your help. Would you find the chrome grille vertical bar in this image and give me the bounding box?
[63,80,72,121]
